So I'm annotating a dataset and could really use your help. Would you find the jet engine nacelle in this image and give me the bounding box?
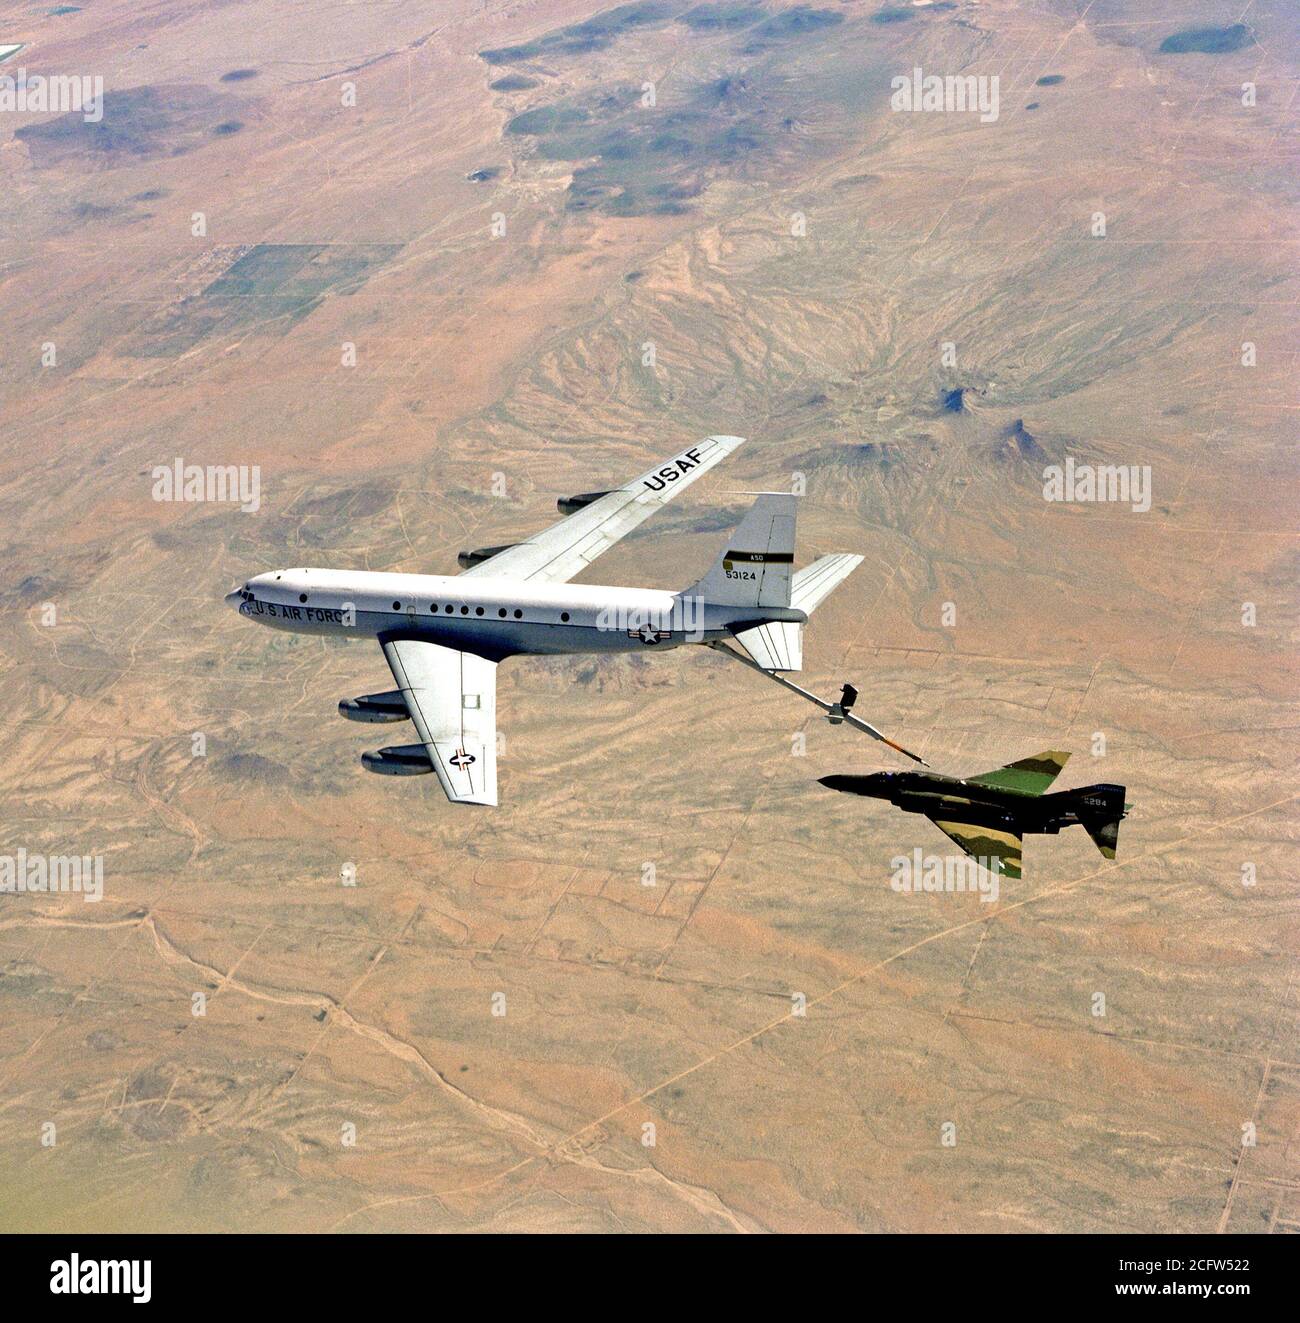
[339,690,408,723]
[456,543,518,570]
[361,744,433,775]
[557,490,613,516]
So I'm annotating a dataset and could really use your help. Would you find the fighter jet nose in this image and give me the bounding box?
[819,773,885,796]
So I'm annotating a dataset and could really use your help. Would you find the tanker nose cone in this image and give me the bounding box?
[224,588,243,611]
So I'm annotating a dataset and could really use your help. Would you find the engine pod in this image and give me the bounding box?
[556,490,613,516]
[456,543,518,570]
[339,690,408,723]
[361,744,433,775]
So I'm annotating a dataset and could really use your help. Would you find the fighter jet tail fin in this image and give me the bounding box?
[1072,783,1128,860]
[968,750,1071,796]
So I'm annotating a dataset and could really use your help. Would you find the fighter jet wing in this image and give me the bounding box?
[381,638,497,806]
[460,435,744,584]
[966,750,1070,796]
[927,818,1023,880]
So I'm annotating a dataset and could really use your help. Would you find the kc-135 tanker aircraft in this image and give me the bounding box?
[227,436,872,806]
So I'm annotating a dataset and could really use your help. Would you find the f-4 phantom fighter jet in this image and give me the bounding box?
[819,751,1129,879]
[226,436,863,806]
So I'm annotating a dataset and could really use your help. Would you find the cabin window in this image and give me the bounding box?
[392,601,401,611]
[475,606,484,616]
[460,605,469,614]
[560,612,570,622]
[445,604,453,613]
[514,609,522,619]
[430,604,438,613]
[299,594,308,603]
[498,608,507,618]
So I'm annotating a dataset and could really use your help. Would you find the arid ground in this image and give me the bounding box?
[1,0,1296,1232]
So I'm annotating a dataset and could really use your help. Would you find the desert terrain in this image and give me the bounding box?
[0,0,1297,1232]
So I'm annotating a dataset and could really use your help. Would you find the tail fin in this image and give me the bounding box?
[722,551,863,673]
[686,493,796,609]
[1072,783,1127,859]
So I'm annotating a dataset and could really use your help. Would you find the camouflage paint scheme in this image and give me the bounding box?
[820,751,1130,880]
